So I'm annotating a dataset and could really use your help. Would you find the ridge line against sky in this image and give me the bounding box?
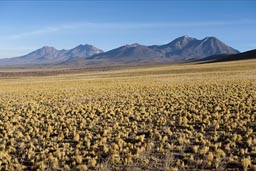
[0,0,255,58]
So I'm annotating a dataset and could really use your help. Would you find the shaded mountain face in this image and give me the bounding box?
[0,44,103,66]
[0,36,240,67]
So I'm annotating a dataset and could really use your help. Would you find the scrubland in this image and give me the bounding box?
[0,60,256,170]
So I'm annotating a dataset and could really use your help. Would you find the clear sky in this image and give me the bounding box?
[0,0,255,58]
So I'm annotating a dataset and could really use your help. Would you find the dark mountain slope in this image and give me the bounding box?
[200,49,256,63]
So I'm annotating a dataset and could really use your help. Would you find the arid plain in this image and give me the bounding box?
[0,59,255,170]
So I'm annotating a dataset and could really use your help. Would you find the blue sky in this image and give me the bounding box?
[0,0,255,58]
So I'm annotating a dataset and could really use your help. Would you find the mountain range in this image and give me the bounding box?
[0,36,242,67]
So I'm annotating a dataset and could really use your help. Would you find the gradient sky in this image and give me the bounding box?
[0,0,255,58]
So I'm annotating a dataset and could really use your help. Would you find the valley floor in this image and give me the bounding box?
[0,59,256,170]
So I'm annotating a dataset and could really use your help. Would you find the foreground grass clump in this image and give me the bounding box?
[0,61,256,170]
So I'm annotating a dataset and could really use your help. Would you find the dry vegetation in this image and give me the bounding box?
[0,60,256,170]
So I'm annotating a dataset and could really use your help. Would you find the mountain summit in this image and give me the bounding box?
[20,46,66,62]
[0,36,239,67]
[150,36,239,61]
[62,44,103,61]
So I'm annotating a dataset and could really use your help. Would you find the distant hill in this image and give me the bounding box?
[199,49,256,63]
[0,36,239,67]
[0,44,103,67]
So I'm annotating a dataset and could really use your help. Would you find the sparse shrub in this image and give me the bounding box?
[241,157,251,171]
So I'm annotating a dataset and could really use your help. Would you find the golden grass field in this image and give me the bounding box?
[0,60,256,171]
